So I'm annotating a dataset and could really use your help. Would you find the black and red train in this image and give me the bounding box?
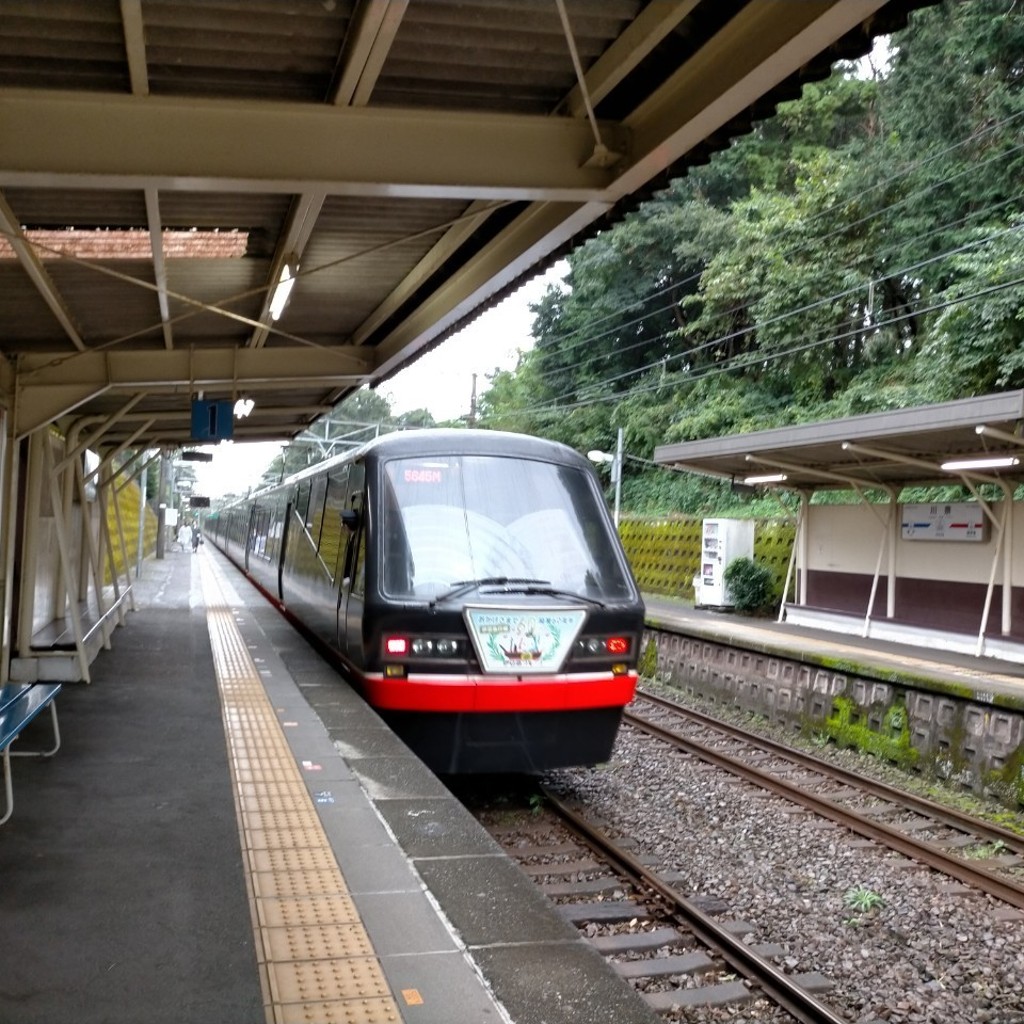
[206,428,645,773]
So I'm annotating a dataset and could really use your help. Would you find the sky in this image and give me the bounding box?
[191,261,568,498]
[381,261,567,419]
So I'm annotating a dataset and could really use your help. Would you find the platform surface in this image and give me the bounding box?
[0,548,660,1024]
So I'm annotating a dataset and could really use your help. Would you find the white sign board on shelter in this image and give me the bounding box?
[901,502,987,542]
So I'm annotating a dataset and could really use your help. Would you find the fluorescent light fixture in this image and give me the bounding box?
[268,260,297,320]
[587,449,614,464]
[233,397,255,419]
[941,455,1020,472]
[743,472,788,485]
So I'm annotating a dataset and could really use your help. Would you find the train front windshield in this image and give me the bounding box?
[381,454,635,602]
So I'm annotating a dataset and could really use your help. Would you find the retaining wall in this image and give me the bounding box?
[648,626,1024,807]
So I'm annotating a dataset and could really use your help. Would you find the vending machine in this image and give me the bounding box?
[694,518,755,608]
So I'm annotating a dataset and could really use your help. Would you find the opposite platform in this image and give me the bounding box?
[0,548,659,1024]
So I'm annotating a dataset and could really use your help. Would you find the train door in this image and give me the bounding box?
[244,505,257,572]
[337,464,366,662]
[278,497,294,601]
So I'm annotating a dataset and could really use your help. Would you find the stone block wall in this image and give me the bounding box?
[648,627,1024,806]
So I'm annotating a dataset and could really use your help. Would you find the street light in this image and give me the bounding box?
[587,426,624,528]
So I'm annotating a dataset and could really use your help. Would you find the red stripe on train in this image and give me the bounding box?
[360,672,638,713]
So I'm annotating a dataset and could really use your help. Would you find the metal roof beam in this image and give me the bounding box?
[0,91,626,202]
[75,404,334,429]
[118,0,149,96]
[371,199,612,374]
[0,190,87,351]
[143,187,173,349]
[560,0,701,118]
[332,0,409,107]
[14,346,372,438]
[248,191,326,348]
[840,441,942,474]
[743,453,892,494]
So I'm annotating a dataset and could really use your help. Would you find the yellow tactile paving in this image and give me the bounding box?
[199,556,402,1024]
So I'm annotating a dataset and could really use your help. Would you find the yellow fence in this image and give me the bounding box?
[103,479,159,583]
[619,516,795,602]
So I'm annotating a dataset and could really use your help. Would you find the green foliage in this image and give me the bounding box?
[962,840,1008,860]
[843,885,884,913]
[824,696,921,770]
[722,557,775,614]
[638,638,659,680]
[469,1,1024,520]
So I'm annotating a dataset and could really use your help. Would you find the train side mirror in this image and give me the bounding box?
[341,508,361,533]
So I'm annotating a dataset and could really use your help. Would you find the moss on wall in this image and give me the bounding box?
[823,695,921,770]
[986,743,1024,807]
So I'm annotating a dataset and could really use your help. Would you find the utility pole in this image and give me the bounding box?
[612,426,623,528]
[467,374,478,426]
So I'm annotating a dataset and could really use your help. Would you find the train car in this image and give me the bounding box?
[206,428,645,773]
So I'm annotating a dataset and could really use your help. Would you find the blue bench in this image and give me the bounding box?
[0,682,62,825]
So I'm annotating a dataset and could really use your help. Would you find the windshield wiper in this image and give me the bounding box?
[513,585,606,609]
[429,577,550,608]
[429,577,605,609]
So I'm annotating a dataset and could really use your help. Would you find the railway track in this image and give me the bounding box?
[627,689,1024,909]
[478,787,845,1021]
[470,691,1024,1020]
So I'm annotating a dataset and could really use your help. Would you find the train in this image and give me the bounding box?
[205,428,645,773]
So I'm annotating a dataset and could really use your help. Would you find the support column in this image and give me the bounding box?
[887,491,897,620]
[16,431,45,658]
[797,490,810,606]
[1001,482,1013,636]
[136,454,148,579]
[156,450,167,559]
[0,409,16,684]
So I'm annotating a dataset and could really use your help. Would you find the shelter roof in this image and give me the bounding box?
[0,1,937,448]
[654,391,1024,491]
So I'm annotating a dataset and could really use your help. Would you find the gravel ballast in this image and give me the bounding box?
[546,689,1024,1024]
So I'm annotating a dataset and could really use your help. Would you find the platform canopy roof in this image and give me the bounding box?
[0,0,935,449]
[654,391,1024,492]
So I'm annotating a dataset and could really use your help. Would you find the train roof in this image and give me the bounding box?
[229,428,591,507]
[357,428,586,463]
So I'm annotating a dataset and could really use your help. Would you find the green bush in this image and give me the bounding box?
[638,637,659,679]
[723,557,775,614]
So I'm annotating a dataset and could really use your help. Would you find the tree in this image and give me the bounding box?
[470,1,1024,514]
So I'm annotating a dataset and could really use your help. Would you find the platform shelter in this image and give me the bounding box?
[655,390,1024,664]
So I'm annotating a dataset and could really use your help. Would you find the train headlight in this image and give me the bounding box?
[386,635,461,659]
[385,636,409,655]
[575,636,632,656]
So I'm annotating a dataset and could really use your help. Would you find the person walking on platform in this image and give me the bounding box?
[191,524,201,553]
[176,522,191,552]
